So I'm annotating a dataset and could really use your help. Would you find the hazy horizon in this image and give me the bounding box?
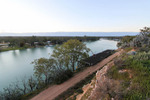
[0,32,138,36]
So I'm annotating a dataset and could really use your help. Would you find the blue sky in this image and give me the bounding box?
[0,0,149,33]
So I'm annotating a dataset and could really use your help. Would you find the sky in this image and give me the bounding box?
[0,0,150,33]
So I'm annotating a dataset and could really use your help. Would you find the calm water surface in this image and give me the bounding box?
[0,39,117,91]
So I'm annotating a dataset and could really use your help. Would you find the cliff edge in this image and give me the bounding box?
[76,61,122,100]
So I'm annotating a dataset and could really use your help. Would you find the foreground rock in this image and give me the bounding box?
[76,61,122,100]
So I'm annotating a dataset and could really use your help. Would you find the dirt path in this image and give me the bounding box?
[31,50,123,100]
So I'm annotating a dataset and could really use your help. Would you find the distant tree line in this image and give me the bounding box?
[0,36,121,48]
[0,36,100,47]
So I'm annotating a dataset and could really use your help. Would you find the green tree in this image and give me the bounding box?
[140,27,150,36]
[28,76,37,92]
[30,36,37,46]
[19,42,25,47]
[32,58,55,84]
[131,27,150,47]
[52,39,90,71]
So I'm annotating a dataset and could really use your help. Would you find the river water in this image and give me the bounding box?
[0,39,117,91]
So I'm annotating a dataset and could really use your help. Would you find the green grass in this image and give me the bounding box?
[107,65,129,81]
[124,47,133,52]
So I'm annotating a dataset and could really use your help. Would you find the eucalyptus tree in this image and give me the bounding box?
[118,27,150,48]
[28,76,37,92]
[131,27,150,47]
[52,39,90,71]
[140,27,150,36]
[32,58,55,84]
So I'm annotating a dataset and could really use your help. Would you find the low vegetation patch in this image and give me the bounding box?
[106,50,150,100]
[107,65,129,81]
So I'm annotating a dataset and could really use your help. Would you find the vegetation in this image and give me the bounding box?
[0,36,120,45]
[32,58,56,84]
[52,39,90,71]
[0,47,28,52]
[118,27,150,48]
[32,39,90,84]
[0,36,99,47]
[107,27,150,100]
[117,36,135,48]
[107,65,129,81]
[0,36,121,52]
[108,51,150,100]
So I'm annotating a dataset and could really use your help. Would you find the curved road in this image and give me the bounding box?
[31,50,123,100]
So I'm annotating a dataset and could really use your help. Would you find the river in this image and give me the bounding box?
[0,39,118,91]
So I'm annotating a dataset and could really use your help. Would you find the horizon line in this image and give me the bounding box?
[0,31,139,34]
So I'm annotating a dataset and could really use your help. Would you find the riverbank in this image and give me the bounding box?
[0,36,120,53]
[0,46,48,52]
[31,49,123,100]
[0,47,28,52]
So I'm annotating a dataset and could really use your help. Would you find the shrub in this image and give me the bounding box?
[107,66,129,81]
[53,69,73,84]
[132,51,150,61]
[138,47,150,52]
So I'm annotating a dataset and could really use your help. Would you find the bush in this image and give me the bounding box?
[132,51,150,61]
[138,47,150,52]
[54,69,73,84]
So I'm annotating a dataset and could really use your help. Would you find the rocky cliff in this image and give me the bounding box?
[76,61,122,100]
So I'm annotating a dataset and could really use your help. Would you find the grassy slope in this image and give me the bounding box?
[106,50,150,100]
[74,48,150,100]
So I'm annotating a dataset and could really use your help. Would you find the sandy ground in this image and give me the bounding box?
[31,50,123,100]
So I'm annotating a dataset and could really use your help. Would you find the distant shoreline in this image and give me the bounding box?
[0,37,119,53]
[0,32,138,37]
